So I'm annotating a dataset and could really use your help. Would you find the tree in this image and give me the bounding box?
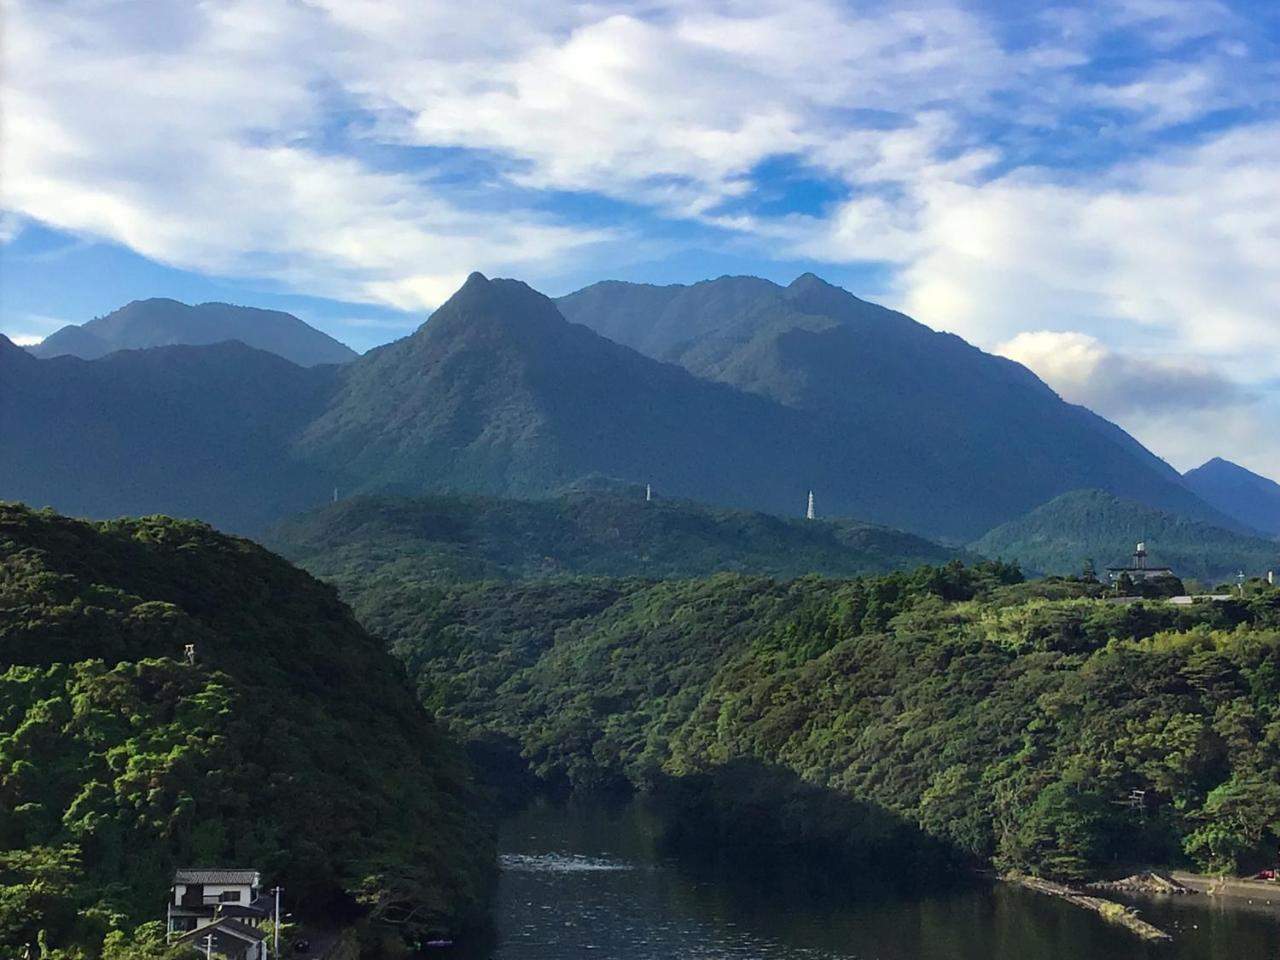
[1184,778,1280,873]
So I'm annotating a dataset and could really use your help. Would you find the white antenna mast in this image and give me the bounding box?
[806,490,815,521]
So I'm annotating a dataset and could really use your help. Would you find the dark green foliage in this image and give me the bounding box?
[365,561,1280,881]
[0,504,493,957]
[29,299,356,367]
[973,489,1280,582]
[264,492,964,588]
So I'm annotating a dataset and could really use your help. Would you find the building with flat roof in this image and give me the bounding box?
[1106,541,1177,585]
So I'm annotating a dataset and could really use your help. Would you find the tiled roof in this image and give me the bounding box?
[174,917,267,945]
[174,868,260,885]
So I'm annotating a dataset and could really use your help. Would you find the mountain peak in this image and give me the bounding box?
[414,273,567,352]
[1184,457,1280,536]
[787,272,833,290]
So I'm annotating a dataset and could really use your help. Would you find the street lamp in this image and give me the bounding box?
[271,886,284,959]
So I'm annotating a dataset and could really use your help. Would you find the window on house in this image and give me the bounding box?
[219,890,243,902]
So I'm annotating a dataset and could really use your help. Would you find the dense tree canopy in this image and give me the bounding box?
[0,504,494,957]
[364,562,1280,881]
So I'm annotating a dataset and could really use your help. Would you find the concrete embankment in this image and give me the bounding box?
[1005,873,1173,942]
[1170,871,1280,904]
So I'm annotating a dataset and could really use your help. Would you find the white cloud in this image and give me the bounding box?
[1,0,614,310]
[2,0,1278,476]
[996,331,1244,415]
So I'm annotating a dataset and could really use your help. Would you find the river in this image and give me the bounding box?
[456,798,1279,959]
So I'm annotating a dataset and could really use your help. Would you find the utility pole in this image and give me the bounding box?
[204,933,214,960]
[272,886,283,959]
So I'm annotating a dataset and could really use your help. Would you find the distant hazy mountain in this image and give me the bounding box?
[1184,458,1280,537]
[265,491,965,584]
[972,489,1280,583]
[559,274,1232,537]
[29,298,356,366]
[1,335,340,532]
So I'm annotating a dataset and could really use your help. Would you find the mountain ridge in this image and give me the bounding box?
[1184,457,1280,537]
[264,490,967,585]
[2,271,1244,541]
[29,297,357,366]
[558,274,1229,535]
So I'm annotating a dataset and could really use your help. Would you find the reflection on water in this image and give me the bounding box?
[500,853,637,873]
[463,798,1280,960]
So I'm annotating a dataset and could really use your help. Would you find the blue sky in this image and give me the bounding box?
[3,0,1279,477]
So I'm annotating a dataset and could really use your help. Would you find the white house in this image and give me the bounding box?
[167,868,269,960]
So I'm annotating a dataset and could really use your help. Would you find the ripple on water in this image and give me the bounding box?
[500,853,637,873]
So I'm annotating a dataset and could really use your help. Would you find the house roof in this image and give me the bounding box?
[174,916,267,946]
[174,868,260,886]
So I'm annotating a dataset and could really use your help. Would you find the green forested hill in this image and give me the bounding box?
[263,492,963,586]
[973,489,1280,583]
[361,563,1280,882]
[0,504,493,957]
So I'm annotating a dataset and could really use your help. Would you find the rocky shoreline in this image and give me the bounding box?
[1005,873,1173,942]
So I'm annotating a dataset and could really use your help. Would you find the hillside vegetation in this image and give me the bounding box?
[264,492,963,586]
[974,489,1280,583]
[0,504,493,958]
[359,562,1280,882]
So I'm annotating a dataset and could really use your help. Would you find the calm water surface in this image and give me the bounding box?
[461,799,1279,960]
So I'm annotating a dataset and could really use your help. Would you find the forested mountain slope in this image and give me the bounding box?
[0,504,493,957]
[264,492,964,585]
[558,275,1232,537]
[295,273,860,521]
[358,563,1280,882]
[29,298,356,366]
[973,489,1280,583]
[1,272,1240,541]
[0,337,341,533]
[1184,458,1280,538]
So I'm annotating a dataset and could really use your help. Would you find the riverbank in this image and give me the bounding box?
[1169,871,1280,904]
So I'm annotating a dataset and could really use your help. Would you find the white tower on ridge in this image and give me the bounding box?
[806,490,815,520]
[646,483,652,503]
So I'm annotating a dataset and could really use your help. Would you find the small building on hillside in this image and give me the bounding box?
[167,868,269,960]
[1106,542,1177,586]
